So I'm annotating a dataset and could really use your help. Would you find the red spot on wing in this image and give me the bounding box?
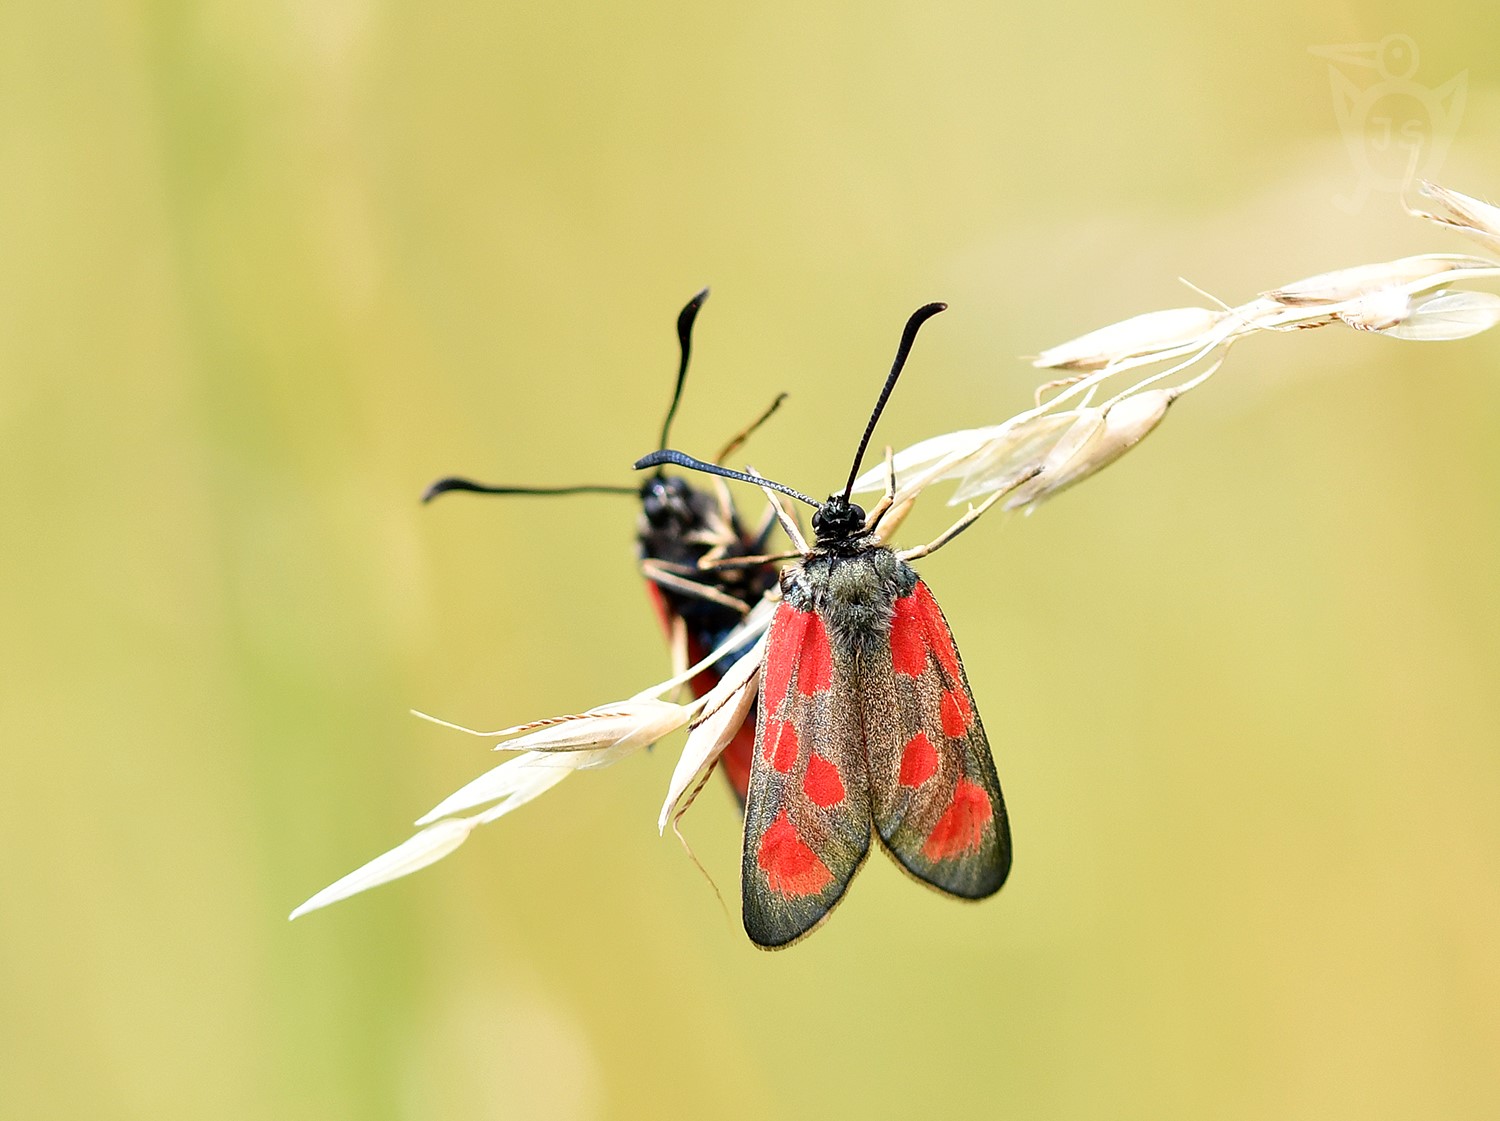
[899,732,939,787]
[762,607,809,716]
[940,688,974,738]
[922,779,993,861]
[890,595,927,677]
[796,612,833,695]
[763,719,800,773]
[757,810,833,897]
[802,754,846,807]
[762,606,832,715]
[890,582,963,682]
[914,582,963,680]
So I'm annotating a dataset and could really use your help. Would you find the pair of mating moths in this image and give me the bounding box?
[403,296,1016,949]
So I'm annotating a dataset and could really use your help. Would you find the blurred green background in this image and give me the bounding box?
[4,3,1499,1119]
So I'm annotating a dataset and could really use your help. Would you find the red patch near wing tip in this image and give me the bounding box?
[757,811,833,897]
[898,732,939,787]
[922,779,992,861]
[802,754,846,807]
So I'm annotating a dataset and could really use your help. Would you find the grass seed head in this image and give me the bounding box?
[1004,390,1175,510]
[1032,307,1227,371]
[1265,254,1495,307]
[1382,289,1500,341]
[1410,181,1500,253]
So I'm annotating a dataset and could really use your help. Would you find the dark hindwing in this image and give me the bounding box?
[741,602,871,948]
[864,579,1010,898]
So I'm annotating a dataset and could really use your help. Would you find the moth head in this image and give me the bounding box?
[639,474,697,530]
[811,496,867,544]
[633,302,948,551]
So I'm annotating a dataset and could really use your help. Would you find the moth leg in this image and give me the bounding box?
[640,558,752,615]
[865,447,918,542]
[711,394,787,538]
[709,476,738,535]
[864,445,900,533]
[897,465,1043,561]
[682,526,728,548]
[750,501,780,552]
[669,771,732,919]
[873,496,916,544]
[644,557,701,576]
[698,538,732,568]
[669,614,690,678]
[714,391,789,465]
[747,467,809,553]
[696,550,801,571]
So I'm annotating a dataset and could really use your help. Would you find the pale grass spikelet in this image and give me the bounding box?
[1409,181,1500,253]
[846,181,1497,535]
[412,747,615,826]
[1031,306,1228,371]
[1239,252,1500,340]
[846,425,1011,506]
[1383,290,1500,341]
[846,414,1084,509]
[487,698,697,758]
[290,585,781,918]
[289,701,701,919]
[1334,286,1413,333]
[289,818,479,920]
[946,412,1084,504]
[288,749,599,919]
[290,699,698,919]
[1002,389,1176,511]
[1262,254,1496,307]
[1257,252,1500,338]
[659,634,766,833]
[287,761,579,921]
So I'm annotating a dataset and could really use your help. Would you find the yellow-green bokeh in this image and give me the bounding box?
[3,4,1499,1119]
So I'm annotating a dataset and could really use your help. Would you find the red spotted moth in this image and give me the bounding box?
[637,302,1012,948]
[422,290,781,803]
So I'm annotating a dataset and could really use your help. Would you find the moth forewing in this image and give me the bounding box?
[861,577,1010,899]
[741,597,873,949]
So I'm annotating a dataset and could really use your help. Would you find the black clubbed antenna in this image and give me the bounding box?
[421,477,635,504]
[657,288,710,458]
[424,289,712,505]
[841,302,946,502]
[634,449,820,509]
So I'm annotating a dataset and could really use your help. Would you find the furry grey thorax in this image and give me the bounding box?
[780,546,919,666]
